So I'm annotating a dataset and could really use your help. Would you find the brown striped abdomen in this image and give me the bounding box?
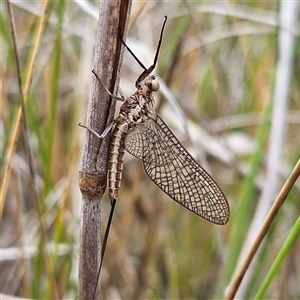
[108,121,128,200]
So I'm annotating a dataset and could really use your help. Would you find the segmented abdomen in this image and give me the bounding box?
[108,121,128,200]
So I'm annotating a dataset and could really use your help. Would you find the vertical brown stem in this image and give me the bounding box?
[77,1,132,299]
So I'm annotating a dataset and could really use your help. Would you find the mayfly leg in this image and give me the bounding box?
[78,67,126,139]
[78,121,115,139]
[92,69,124,102]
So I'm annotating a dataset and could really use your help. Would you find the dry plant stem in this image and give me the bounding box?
[77,1,132,299]
[225,158,300,300]
[0,0,50,217]
[5,1,59,298]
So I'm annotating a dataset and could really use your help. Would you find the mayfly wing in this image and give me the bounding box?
[124,114,230,225]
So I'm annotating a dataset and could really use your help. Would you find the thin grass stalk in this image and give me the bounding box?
[0,0,50,216]
[5,0,60,298]
[225,158,300,300]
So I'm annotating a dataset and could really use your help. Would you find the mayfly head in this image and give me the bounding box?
[136,75,160,97]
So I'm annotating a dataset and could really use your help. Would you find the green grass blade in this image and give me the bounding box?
[255,215,300,299]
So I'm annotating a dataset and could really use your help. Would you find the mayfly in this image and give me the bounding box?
[80,16,229,297]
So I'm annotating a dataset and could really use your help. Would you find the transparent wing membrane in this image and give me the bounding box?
[125,114,230,225]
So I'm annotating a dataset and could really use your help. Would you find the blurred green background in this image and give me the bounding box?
[1,1,300,299]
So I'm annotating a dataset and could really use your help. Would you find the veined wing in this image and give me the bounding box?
[124,114,230,225]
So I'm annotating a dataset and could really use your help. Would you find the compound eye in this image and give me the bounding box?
[149,79,160,92]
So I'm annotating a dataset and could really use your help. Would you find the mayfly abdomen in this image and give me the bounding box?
[108,121,128,200]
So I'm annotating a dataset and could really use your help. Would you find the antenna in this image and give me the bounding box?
[119,16,167,86]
